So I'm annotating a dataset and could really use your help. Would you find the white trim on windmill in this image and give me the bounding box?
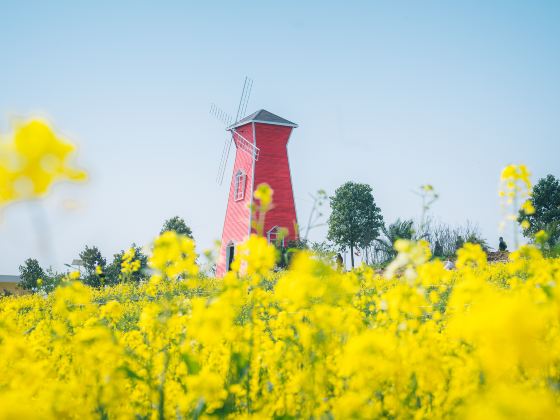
[234,170,247,201]
[231,129,259,160]
[267,226,285,247]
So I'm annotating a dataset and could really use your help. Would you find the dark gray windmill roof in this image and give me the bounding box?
[227,109,298,130]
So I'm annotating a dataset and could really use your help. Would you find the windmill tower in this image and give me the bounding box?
[211,80,299,276]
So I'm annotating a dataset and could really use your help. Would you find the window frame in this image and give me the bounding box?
[267,226,285,247]
[234,170,246,201]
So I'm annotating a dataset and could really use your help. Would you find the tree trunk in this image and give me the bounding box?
[350,244,355,268]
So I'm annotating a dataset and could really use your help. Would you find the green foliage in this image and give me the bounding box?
[519,174,560,247]
[161,216,193,239]
[18,258,46,290]
[42,268,65,293]
[374,219,415,262]
[309,241,337,262]
[327,182,383,267]
[464,233,490,253]
[79,245,106,287]
[276,239,309,269]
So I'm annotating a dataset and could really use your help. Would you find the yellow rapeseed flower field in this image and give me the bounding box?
[0,235,559,418]
[1,121,559,418]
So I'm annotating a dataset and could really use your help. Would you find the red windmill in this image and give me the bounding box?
[211,81,299,276]
[216,109,299,275]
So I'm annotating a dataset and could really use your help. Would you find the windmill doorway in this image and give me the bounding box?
[225,242,235,271]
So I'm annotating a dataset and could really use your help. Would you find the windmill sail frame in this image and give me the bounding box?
[213,77,254,185]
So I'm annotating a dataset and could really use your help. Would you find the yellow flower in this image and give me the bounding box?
[455,243,487,269]
[100,300,123,322]
[385,239,431,280]
[149,231,199,279]
[535,230,548,245]
[521,199,535,215]
[500,164,531,189]
[230,234,276,279]
[121,247,141,276]
[253,183,273,210]
[0,119,87,206]
[69,270,81,281]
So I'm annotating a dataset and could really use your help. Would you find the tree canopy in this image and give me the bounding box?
[79,245,106,287]
[161,216,193,238]
[18,258,46,290]
[519,174,560,246]
[327,182,383,267]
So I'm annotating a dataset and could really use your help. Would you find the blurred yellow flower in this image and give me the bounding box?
[149,230,198,279]
[535,229,548,245]
[253,183,273,210]
[521,199,535,215]
[0,119,87,206]
[456,242,487,269]
[230,234,276,279]
[121,247,141,276]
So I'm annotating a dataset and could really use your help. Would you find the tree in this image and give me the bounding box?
[161,216,193,239]
[327,182,384,268]
[519,174,560,246]
[374,219,415,263]
[79,245,106,287]
[18,258,46,290]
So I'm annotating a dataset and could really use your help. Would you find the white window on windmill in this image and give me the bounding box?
[234,170,246,201]
[267,226,285,247]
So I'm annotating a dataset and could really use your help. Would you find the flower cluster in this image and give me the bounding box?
[121,247,141,276]
[500,164,534,232]
[1,233,559,418]
[0,119,86,206]
[149,230,199,279]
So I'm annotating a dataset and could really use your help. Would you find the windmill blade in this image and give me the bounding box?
[209,103,233,126]
[214,77,255,185]
[240,78,253,118]
[235,77,249,122]
[235,77,253,122]
[216,134,233,184]
[217,134,234,185]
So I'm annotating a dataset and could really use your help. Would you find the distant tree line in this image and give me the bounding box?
[324,181,488,267]
[16,173,560,290]
[368,218,488,265]
[18,216,193,292]
[324,173,560,267]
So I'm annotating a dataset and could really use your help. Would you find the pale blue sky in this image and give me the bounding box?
[1,1,559,273]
